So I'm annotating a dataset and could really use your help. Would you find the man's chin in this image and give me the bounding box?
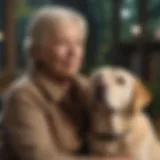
[51,68,79,81]
[63,71,77,79]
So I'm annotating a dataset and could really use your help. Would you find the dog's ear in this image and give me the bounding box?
[133,80,152,111]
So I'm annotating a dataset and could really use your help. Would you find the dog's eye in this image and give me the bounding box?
[116,76,125,85]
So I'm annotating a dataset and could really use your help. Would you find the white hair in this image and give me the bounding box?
[24,5,88,53]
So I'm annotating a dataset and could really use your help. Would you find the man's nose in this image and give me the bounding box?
[68,45,77,57]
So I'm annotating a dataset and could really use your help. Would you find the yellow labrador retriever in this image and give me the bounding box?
[89,66,160,160]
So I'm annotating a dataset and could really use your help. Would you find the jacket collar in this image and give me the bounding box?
[29,66,86,103]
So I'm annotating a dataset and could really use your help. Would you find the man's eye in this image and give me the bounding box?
[116,76,125,85]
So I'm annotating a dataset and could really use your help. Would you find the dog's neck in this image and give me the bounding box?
[124,113,153,151]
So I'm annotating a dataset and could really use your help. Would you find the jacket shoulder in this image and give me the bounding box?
[4,74,37,102]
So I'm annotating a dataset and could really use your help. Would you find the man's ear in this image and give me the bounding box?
[133,80,152,111]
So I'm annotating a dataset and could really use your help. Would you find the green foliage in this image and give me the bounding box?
[15,0,35,19]
[84,0,112,68]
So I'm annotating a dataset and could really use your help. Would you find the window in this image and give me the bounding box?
[148,0,160,38]
[120,0,138,41]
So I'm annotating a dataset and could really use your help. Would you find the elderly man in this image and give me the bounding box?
[1,6,129,160]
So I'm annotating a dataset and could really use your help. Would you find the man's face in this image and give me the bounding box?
[36,22,85,79]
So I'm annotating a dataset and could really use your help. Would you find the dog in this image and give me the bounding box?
[88,66,160,160]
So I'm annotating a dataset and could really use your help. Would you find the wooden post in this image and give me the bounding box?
[111,0,122,47]
[4,0,16,76]
[138,0,148,40]
[138,0,149,81]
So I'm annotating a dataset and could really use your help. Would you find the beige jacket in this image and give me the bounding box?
[0,70,92,160]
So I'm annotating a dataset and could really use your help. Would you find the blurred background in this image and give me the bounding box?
[0,0,160,118]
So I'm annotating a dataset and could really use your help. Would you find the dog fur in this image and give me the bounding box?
[89,66,160,160]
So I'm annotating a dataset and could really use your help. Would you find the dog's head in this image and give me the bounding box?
[90,66,152,136]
